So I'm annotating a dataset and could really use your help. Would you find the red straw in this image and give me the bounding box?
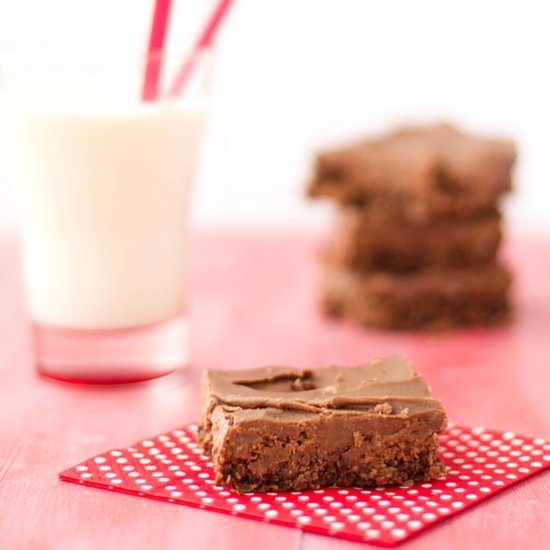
[169,0,234,96]
[141,0,173,101]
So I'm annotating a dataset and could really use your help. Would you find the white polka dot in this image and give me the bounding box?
[330,522,345,530]
[297,516,311,524]
[392,529,407,539]
[233,504,246,511]
[258,503,270,510]
[338,508,352,515]
[314,508,327,515]
[451,502,464,508]
[322,515,336,522]
[110,450,122,457]
[111,479,122,484]
[298,495,309,501]
[466,494,478,500]
[423,513,436,520]
[93,457,106,464]
[76,466,88,472]
[80,472,92,478]
[282,502,294,509]
[99,465,111,471]
[306,502,318,509]
[381,520,395,529]
[329,502,342,508]
[265,510,278,518]
[348,515,360,522]
[408,520,422,529]
[532,461,543,468]
[366,529,380,538]
[171,491,182,497]
[202,497,214,504]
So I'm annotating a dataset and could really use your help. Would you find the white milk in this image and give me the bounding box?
[10,101,204,330]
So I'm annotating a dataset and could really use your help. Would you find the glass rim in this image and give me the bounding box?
[0,43,214,65]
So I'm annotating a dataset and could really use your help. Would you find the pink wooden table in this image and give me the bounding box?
[0,233,549,550]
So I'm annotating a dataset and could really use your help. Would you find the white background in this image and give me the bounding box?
[0,0,549,234]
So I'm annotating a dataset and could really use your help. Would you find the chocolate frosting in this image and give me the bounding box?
[203,356,442,416]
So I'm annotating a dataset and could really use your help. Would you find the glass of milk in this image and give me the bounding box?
[1,47,210,383]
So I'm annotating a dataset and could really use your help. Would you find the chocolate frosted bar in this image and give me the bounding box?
[327,205,502,272]
[322,263,511,330]
[199,357,447,493]
[308,123,516,220]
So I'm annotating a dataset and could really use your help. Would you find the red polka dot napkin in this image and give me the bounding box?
[59,423,550,547]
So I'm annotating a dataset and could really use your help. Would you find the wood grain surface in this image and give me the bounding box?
[0,233,549,550]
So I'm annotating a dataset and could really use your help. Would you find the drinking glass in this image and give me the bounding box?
[0,46,211,383]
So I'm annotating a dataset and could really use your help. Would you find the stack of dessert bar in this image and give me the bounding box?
[307,123,516,330]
